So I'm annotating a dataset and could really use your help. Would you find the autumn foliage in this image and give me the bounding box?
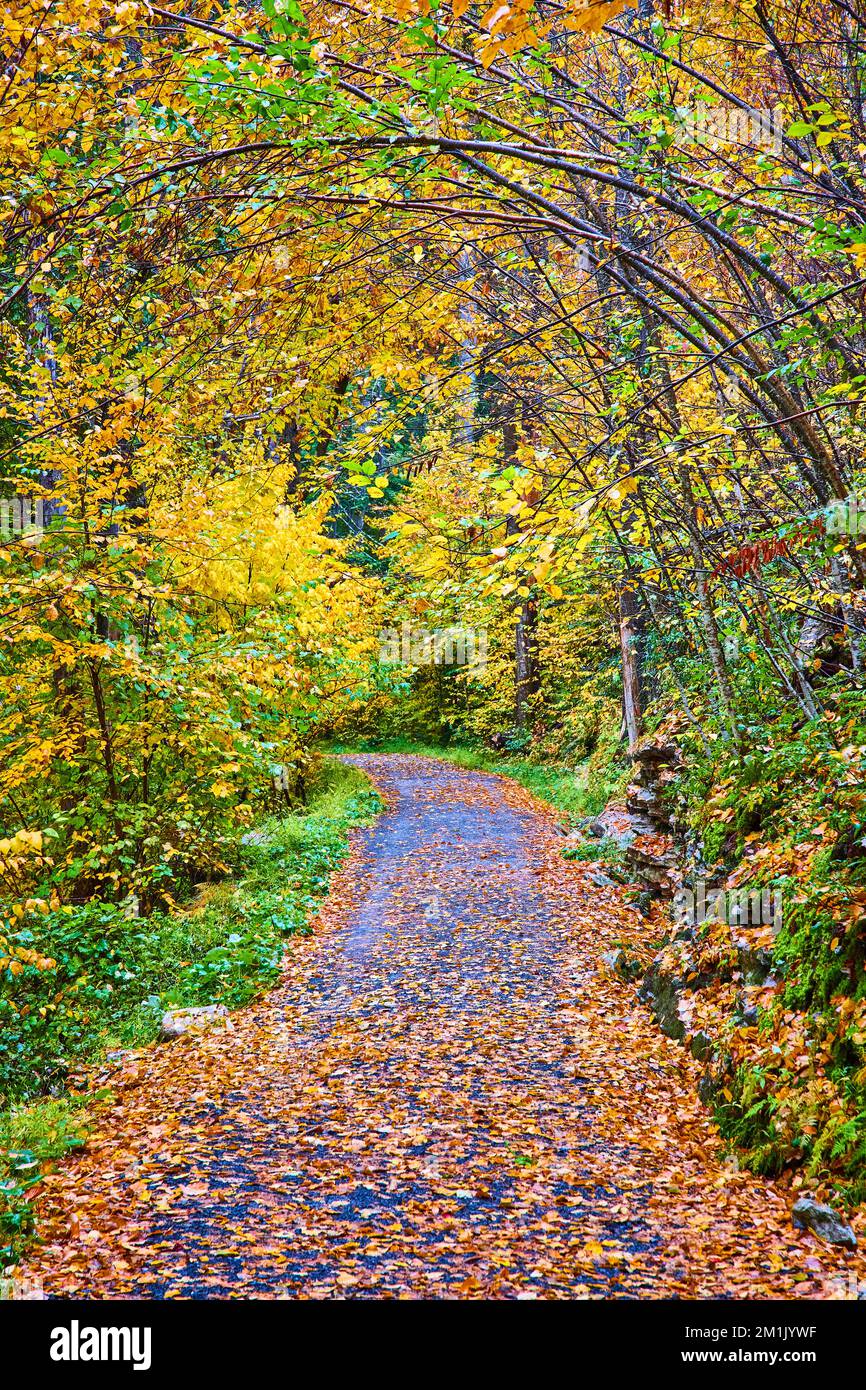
[4,0,866,1235]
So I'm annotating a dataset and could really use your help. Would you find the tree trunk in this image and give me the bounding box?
[619,586,644,751]
[514,598,539,731]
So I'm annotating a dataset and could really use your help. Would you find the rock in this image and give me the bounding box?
[591,805,655,848]
[735,940,775,986]
[626,785,657,814]
[638,944,713,1041]
[624,888,655,918]
[600,948,642,983]
[639,961,686,1039]
[606,865,630,885]
[625,784,673,827]
[626,743,681,829]
[792,1198,857,1250]
[625,843,679,896]
[159,1004,230,1041]
[633,742,679,770]
[620,954,643,983]
[696,1049,734,1105]
[689,1030,715,1063]
[589,870,616,888]
[698,1068,722,1106]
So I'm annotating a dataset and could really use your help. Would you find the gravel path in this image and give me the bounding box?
[24,756,863,1298]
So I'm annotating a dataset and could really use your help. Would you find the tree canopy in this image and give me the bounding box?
[5,0,866,1205]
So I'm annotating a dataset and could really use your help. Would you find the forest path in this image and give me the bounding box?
[23,755,859,1298]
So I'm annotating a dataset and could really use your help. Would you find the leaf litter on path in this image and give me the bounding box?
[19,756,865,1298]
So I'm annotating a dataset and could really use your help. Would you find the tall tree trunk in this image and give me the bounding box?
[514,598,539,732]
[502,411,540,732]
[677,464,741,746]
[619,586,644,751]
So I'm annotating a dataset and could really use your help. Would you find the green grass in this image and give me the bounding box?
[0,756,383,1267]
[328,736,628,825]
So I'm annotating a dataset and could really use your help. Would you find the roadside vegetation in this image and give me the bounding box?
[0,758,382,1264]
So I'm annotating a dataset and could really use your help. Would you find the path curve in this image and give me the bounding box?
[23,756,863,1298]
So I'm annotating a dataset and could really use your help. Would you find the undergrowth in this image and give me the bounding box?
[663,672,866,1204]
[0,757,382,1266]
